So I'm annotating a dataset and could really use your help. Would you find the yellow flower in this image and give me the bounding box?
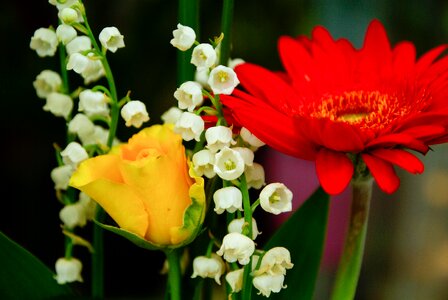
[70,124,205,248]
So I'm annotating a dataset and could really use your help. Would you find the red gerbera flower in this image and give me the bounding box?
[221,20,448,195]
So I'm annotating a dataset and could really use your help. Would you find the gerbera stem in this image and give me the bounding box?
[165,249,182,300]
[178,0,199,85]
[330,177,373,300]
[219,0,234,66]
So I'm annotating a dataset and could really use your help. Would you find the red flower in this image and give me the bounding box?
[221,20,448,195]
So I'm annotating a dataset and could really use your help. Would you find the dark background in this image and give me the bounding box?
[2,0,448,299]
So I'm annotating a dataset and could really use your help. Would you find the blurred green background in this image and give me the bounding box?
[2,0,448,299]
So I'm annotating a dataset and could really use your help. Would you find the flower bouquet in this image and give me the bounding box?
[2,0,448,299]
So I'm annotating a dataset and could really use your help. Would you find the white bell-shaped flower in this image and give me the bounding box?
[191,254,225,285]
[174,111,204,142]
[79,125,119,147]
[208,65,240,95]
[195,68,210,88]
[228,58,245,69]
[259,183,293,215]
[120,100,150,128]
[228,217,260,240]
[205,126,235,153]
[192,149,215,178]
[78,192,96,221]
[78,89,109,117]
[67,53,89,74]
[216,232,255,265]
[66,36,92,56]
[60,142,89,167]
[68,113,95,138]
[161,106,183,125]
[170,23,196,51]
[254,247,294,277]
[50,165,74,190]
[56,24,77,45]
[54,257,83,284]
[30,27,58,57]
[245,163,265,189]
[99,26,125,53]
[81,53,105,84]
[33,70,62,99]
[59,202,88,229]
[59,7,78,24]
[225,268,244,293]
[213,186,243,214]
[252,274,286,297]
[43,92,73,120]
[214,147,245,181]
[191,43,217,70]
[49,0,78,10]
[174,81,203,112]
[232,147,254,166]
[240,127,265,150]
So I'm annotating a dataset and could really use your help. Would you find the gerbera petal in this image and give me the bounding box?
[315,148,354,195]
[392,41,416,77]
[361,153,400,194]
[234,63,300,109]
[369,149,424,174]
[398,125,446,141]
[366,133,428,153]
[415,45,448,73]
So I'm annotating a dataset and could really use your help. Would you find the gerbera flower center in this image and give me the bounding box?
[308,90,414,131]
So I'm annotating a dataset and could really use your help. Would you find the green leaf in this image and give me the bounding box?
[0,231,76,299]
[254,187,330,300]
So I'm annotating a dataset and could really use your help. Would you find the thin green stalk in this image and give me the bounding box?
[177,0,199,85]
[330,178,373,300]
[240,174,253,300]
[219,0,234,66]
[166,249,182,300]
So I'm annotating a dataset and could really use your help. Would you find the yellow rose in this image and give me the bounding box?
[70,124,205,248]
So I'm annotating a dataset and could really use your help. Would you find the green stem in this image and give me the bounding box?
[92,207,106,299]
[240,174,253,300]
[330,178,373,300]
[219,0,234,66]
[166,249,182,300]
[177,0,199,85]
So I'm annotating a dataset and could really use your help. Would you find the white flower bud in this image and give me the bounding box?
[216,232,255,265]
[60,142,89,167]
[68,113,95,138]
[228,217,260,240]
[259,183,293,215]
[120,100,150,128]
[54,257,83,284]
[78,89,109,117]
[213,186,243,214]
[78,192,96,221]
[232,147,254,166]
[253,274,286,297]
[99,26,125,53]
[66,36,92,56]
[56,24,77,45]
[254,247,294,277]
[228,58,245,69]
[43,92,73,119]
[192,149,215,178]
[50,165,74,190]
[214,147,245,181]
[208,65,240,95]
[59,202,88,229]
[30,28,58,57]
[225,268,244,293]
[161,106,183,124]
[191,43,217,70]
[174,111,204,142]
[174,81,203,112]
[191,254,225,285]
[170,23,196,51]
[33,70,62,99]
[245,163,265,189]
[79,125,119,147]
[240,127,265,150]
[205,126,235,153]
[60,7,78,24]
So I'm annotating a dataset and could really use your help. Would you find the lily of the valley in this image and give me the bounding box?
[259,183,293,215]
[99,26,125,53]
[66,36,92,56]
[252,273,286,298]
[228,217,260,240]
[170,23,196,51]
[205,126,235,153]
[174,111,204,142]
[174,81,203,112]
[120,100,150,128]
[216,232,255,265]
[56,24,77,45]
[78,89,109,117]
[33,70,62,99]
[191,254,226,284]
[54,257,83,284]
[51,165,74,190]
[245,163,266,189]
[192,149,216,179]
[213,186,243,214]
[225,268,244,293]
[60,142,89,168]
[191,43,217,70]
[43,92,73,119]
[254,247,294,276]
[30,28,58,57]
[208,65,240,95]
[213,147,245,180]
